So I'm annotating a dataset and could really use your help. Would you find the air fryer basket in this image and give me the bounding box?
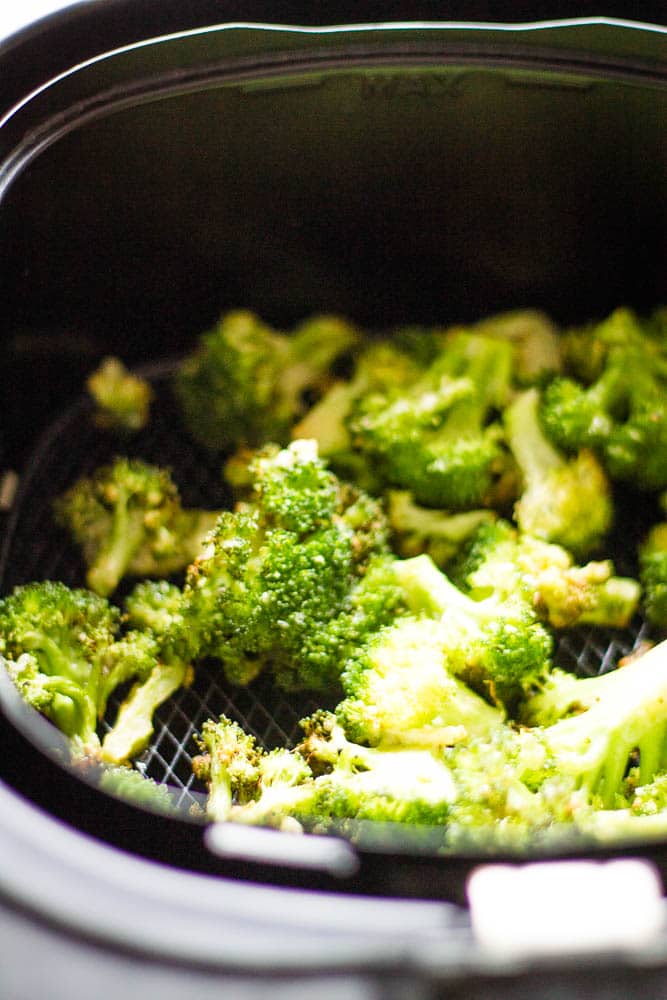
[1,16,666,902]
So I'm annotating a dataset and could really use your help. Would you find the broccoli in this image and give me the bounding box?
[0,582,120,746]
[182,440,404,691]
[291,335,440,491]
[96,580,193,764]
[194,640,667,840]
[195,711,456,828]
[540,307,667,491]
[466,308,562,386]
[123,579,186,635]
[523,639,667,803]
[348,331,516,510]
[54,457,220,597]
[442,725,581,847]
[386,489,497,565]
[86,356,153,433]
[452,518,640,630]
[97,764,176,813]
[504,387,613,557]
[70,754,178,814]
[175,310,359,454]
[100,656,190,764]
[193,715,310,825]
[639,494,667,630]
[336,615,506,749]
[392,553,553,712]
[0,581,189,762]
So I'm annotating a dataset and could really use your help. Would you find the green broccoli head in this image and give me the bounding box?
[392,554,553,712]
[0,581,190,762]
[86,356,153,433]
[505,387,613,558]
[183,440,403,691]
[452,518,640,631]
[523,639,667,807]
[442,725,580,846]
[54,457,217,597]
[123,579,186,636]
[336,615,505,748]
[175,309,359,453]
[540,308,667,492]
[0,581,119,743]
[348,331,515,510]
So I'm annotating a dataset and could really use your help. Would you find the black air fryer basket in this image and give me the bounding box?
[1,6,667,993]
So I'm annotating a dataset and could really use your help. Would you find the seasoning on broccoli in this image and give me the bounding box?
[54,457,220,597]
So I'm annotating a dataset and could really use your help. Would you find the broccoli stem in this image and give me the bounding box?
[19,632,90,685]
[505,388,565,486]
[101,660,187,764]
[534,641,667,807]
[87,493,146,597]
[44,677,98,742]
[393,553,486,620]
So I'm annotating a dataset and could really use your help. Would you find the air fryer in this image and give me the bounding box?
[0,8,666,991]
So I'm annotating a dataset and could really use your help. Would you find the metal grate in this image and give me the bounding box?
[0,363,655,815]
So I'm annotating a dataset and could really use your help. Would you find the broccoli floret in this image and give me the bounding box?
[0,582,120,745]
[453,518,640,630]
[291,337,435,491]
[86,356,153,433]
[504,387,613,557]
[183,440,404,691]
[444,639,667,841]
[0,580,192,764]
[386,489,497,565]
[467,308,562,386]
[540,308,667,492]
[193,714,311,824]
[639,502,667,630]
[442,725,581,847]
[349,331,515,510]
[123,579,185,635]
[523,639,667,806]
[175,310,359,453]
[96,763,176,814]
[336,615,505,748]
[95,580,193,764]
[392,554,553,712]
[54,457,220,596]
[195,711,457,828]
